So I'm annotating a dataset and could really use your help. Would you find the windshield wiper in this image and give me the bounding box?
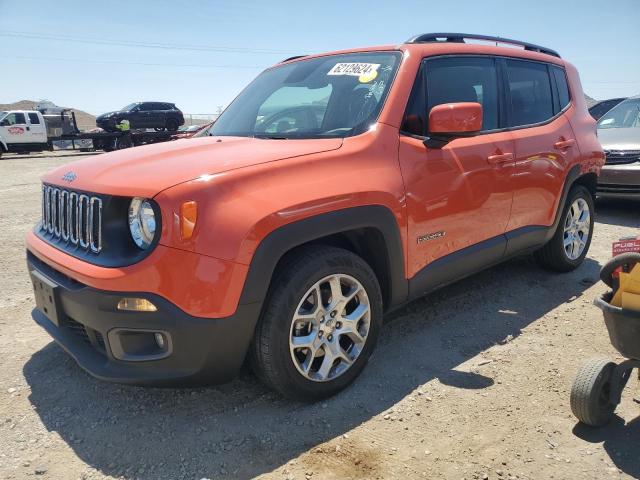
[253,134,288,140]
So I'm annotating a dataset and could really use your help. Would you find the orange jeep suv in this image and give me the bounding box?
[27,33,604,400]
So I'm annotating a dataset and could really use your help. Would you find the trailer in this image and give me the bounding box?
[0,109,175,157]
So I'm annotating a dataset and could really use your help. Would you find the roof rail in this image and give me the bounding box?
[281,55,307,63]
[405,33,560,58]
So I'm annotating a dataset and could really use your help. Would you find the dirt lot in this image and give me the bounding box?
[1,151,639,480]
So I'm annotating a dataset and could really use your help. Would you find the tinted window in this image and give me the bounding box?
[2,113,26,125]
[28,113,40,124]
[551,66,570,110]
[506,59,554,126]
[401,67,426,136]
[425,57,499,131]
[139,103,155,111]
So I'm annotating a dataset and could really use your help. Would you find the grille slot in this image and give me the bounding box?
[41,185,102,253]
[63,317,91,346]
[604,150,640,166]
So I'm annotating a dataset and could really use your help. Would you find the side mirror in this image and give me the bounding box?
[425,102,483,148]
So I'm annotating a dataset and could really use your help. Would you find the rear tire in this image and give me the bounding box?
[250,246,383,401]
[535,185,594,272]
[570,358,617,427]
[166,119,179,131]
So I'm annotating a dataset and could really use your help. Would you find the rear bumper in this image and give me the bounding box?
[28,252,260,386]
[597,164,640,198]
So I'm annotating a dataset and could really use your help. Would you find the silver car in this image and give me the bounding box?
[596,95,640,198]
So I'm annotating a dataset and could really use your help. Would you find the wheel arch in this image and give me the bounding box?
[238,205,408,312]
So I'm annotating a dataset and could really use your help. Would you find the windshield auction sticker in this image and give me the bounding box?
[328,63,380,77]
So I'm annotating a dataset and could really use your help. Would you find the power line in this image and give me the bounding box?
[0,30,294,55]
[4,55,265,70]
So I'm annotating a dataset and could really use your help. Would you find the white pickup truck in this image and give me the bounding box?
[0,110,48,157]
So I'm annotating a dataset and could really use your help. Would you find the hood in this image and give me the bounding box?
[42,136,343,197]
[597,127,640,151]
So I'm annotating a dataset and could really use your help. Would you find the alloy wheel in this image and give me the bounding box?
[289,274,370,382]
[563,198,591,260]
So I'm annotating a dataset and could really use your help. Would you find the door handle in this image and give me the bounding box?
[26,126,30,131]
[554,138,575,150]
[487,152,514,164]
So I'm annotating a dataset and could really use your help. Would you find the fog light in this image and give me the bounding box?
[117,298,157,312]
[154,332,166,349]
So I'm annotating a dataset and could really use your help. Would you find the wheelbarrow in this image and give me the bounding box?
[570,253,640,427]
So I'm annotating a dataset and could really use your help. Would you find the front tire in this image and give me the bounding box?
[535,184,594,272]
[251,246,383,401]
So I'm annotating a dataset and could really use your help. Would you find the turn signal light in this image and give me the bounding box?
[180,201,198,240]
[117,298,157,312]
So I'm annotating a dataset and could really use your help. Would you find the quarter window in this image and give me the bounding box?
[505,59,554,127]
[551,66,570,111]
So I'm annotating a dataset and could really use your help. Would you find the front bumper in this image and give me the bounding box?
[28,252,260,386]
[597,164,640,198]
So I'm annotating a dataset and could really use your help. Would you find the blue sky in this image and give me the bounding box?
[1,0,638,115]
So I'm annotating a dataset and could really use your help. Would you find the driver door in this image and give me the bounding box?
[399,55,515,280]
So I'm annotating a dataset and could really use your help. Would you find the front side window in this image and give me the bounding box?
[425,56,499,132]
[598,98,640,129]
[506,59,554,127]
[1,113,26,126]
[210,52,402,139]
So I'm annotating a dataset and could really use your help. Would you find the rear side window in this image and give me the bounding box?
[505,59,554,127]
[28,113,40,124]
[551,66,570,111]
[425,57,499,132]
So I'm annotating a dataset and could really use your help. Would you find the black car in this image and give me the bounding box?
[588,97,626,121]
[96,102,185,132]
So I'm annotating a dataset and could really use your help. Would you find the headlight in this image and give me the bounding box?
[128,198,157,249]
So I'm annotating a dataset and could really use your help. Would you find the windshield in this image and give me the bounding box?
[121,103,139,111]
[209,52,402,139]
[598,98,640,129]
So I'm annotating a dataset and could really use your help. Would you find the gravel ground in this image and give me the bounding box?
[1,151,639,480]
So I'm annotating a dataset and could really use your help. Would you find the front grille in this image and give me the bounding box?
[62,317,91,345]
[604,150,640,166]
[41,184,102,253]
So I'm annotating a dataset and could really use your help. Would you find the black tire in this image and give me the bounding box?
[570,358,617,427]
[166,119,179,131]
[534,185,594,272]
[250,245,383,401]
[600,253,640,288]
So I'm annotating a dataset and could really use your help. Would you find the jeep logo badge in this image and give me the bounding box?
[61,171,77,183]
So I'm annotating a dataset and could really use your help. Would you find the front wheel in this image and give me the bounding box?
[534,185,594,272]
[166,119,179,131]
[251,246,383,401]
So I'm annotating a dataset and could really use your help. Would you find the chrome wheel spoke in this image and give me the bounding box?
[289,273,370,383]
[563,197,591,260]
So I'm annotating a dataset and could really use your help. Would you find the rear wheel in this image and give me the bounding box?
[251,246,383,401]
[166,119,179,131]
[570,358,617,427]
[535,185,594,272]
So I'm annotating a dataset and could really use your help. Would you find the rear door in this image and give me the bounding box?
[27,112,47,143]
[0,112,29,146]
[503,59,577,232]
[398,56,515,279]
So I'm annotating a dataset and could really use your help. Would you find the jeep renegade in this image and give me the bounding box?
[27,33,605,400]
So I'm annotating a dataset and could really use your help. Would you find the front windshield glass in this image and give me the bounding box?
[210,52,402,139]
[121,103,138,111]
[598,98,640,129]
